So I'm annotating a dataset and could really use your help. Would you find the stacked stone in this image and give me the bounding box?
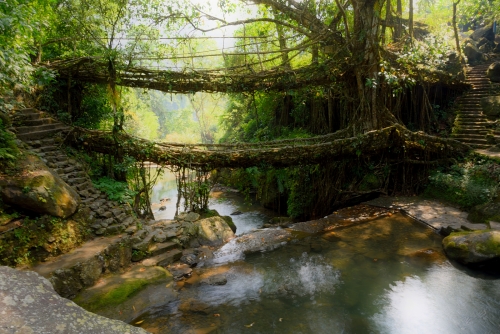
[11,108,139,236]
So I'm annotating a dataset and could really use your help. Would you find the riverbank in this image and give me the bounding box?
[364,196,492,234]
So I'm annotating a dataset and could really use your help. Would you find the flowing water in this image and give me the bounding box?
[141,173,500,334]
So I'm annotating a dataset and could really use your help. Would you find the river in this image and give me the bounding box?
[141,172,500,334]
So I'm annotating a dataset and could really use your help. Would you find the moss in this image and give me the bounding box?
[476,234,500,256]
[76,279,150,312]
[74,267,170,312]
[221,215,236,233]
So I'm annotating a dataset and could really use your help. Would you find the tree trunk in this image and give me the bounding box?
[453,1,461,55]
[409,0,414,42]
[394,0,403,41]
[351,0,394,133]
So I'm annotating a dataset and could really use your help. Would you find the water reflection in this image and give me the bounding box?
[143,178,500,333]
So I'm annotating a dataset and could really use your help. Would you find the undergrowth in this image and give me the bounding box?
[0,118,20,170]
[92,176,136,204]
[424,157,500,209]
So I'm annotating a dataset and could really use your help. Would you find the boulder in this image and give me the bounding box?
[470,24,495,42]
[442,230,500,265]
[487,62,500,82]
[464,44,484,64]
[194,216,235,247]
[0,266,147,334]
[480,96,500,116]
[468,200,500,224]
[0,155,80,218]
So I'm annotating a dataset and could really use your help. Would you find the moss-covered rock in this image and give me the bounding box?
[73,265,172,313]
[195,216,235,246]
[442,230,500,264]
[0,154,79,218]
[468,201,500,224]
[221,215,237,233]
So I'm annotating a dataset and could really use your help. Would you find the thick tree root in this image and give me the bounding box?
[66,124,471,169]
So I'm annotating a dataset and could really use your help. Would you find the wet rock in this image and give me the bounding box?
[200,274,227,286]
[195,216,235,247]
[179,298,212,315]
[443,230,500,265]
[73,265,173,317]
[310,243,323,252]
[159,206,166,211]
[0,266,147,334]
[168,263,193,280]
[0,154,79,218]
[486,62,500,82]
[221,215,236,233]
[180,253,198,267]
[231,210,242,215]
[406,248,444,263]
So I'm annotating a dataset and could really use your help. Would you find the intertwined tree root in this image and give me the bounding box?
[66,124,471,170]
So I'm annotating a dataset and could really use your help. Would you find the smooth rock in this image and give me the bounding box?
[200,274,227,286]
[178,298,212,315]
[0,266,147,334]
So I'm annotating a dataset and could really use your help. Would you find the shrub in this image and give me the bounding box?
[424,159,500,209]
[92,176,136,204]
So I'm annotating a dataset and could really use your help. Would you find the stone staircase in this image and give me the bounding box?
[452,59,500,155]
[452,59,500,150]
[11,107,137,236]
[10,107,185,297]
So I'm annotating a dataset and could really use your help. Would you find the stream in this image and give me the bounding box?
[142,172,500,334]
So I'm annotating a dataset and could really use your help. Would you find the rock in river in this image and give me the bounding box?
[443,230,500,265]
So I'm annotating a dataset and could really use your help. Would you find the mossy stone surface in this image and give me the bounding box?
[443,230,500,264]
[0,154,79,218]
[74,265,172,313]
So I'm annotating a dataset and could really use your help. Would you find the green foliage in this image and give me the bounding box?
[93,176,136,204]
[424,159,500,209]
[0,118,20,168]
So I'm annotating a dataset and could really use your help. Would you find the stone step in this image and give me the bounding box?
[141,248,182,267]
[67,177,89,185]
[453,137,489,144]
[16,127,70,141]
[148,241,179,257]
[18,118,60,126]
[16,123,67,134]
[453,129,488,135]
[30,235,131,299]
[451,133,487,140]
[13,112,48,121]
[469,143,492,149]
